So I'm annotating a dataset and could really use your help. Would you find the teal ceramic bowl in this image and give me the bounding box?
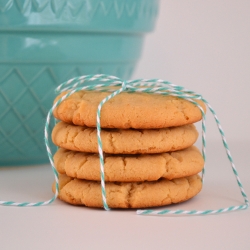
[0,0,159,166]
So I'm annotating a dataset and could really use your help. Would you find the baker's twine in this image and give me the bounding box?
[1,74,248,216]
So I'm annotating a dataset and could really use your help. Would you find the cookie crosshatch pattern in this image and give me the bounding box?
[0,74,248,216]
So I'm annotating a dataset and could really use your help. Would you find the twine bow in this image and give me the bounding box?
[1,74,248,216]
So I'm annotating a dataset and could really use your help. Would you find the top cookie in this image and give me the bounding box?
[53,90,206,129]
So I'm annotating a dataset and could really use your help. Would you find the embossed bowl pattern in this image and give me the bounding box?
[0,0,159,165]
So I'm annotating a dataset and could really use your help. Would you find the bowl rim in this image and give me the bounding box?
[0,0,159,33]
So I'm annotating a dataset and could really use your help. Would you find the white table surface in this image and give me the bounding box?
[1,140,249,250]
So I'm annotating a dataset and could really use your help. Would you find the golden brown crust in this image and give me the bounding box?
[53,91,206,129]
[53,174,202,208]
[54,146,204,182]
[52,122,199,154]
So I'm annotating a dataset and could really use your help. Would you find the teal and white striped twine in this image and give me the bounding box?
[1,74,249,216]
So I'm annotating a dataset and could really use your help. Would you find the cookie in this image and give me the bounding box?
[54,146,204,182]
[53,91,206,129]
[53,174,202,208]
[52,122,199,154]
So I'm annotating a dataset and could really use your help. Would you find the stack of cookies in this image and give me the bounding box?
[51,90,205,209]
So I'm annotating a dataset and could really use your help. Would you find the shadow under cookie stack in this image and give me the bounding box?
[51,90,205,209]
